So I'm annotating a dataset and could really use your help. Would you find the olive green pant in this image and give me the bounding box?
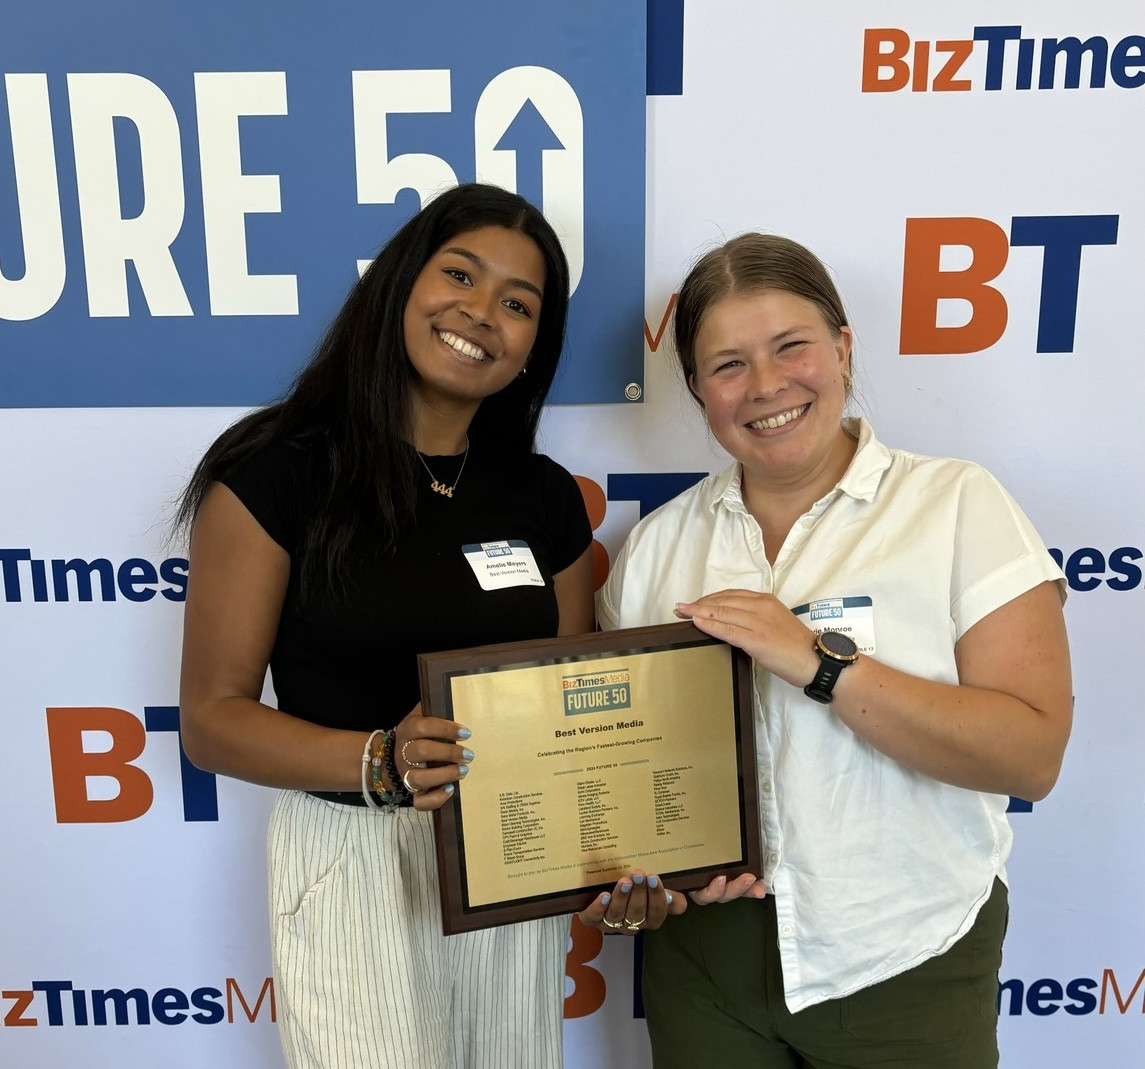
[643,880,1007,1069]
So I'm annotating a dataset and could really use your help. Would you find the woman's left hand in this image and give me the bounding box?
[392,703,474,811]
[578,871,686,935]
[675,589,818,688]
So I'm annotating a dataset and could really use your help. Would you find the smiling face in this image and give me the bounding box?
[690,288,854,494]
[403,225,545,419]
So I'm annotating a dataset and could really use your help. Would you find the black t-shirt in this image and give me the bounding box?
[222,437,592,731]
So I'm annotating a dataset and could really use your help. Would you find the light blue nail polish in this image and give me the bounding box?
[620,881,632,893]
[457,728,472,740]
[462,748,475,761]
[444,784,455,795]
[633,873,645,885]
[601,893,611,906]
[648,875,659,889]
[666,892,674,905]
[458,765,469,776]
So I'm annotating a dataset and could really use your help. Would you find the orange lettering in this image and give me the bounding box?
[563,916,606,1019]
[574,476,606,531]
[1099,968,1145,1014]
[46,707,153,823]
[911,40,930,92]
[574,476,611,591]
[226,977,276,1023]
[643,293,678,352]
[900,217,1009,354]
[3,990,36,1026]
[862,28,911,92]
[933,40,974,91]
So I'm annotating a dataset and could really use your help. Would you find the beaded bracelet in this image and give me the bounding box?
[370,730,412,808]
[360,729,385,810]
[383,728,414,807]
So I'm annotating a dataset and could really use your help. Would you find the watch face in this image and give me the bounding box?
[819,630,858,658]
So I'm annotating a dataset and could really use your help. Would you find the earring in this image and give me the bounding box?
[518,363,529,379]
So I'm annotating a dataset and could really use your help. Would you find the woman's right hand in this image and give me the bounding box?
[688,872,768,906]
[578,871,686,934]
[392,703,474,811]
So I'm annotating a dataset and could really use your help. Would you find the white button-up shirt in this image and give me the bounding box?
[598,419,1064,1011]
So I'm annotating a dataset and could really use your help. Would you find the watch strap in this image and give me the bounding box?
[803,656,846,704]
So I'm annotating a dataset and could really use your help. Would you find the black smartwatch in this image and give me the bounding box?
[803,631,859,704]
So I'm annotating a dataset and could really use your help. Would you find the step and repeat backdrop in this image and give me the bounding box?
[2,2,1141,1066]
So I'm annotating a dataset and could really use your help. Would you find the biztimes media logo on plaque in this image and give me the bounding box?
[561,669,632,716]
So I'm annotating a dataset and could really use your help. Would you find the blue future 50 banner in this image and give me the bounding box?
[0,0,645,406]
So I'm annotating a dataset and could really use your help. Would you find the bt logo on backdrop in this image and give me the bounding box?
[900,214,1118,355]
[46,706,217,823]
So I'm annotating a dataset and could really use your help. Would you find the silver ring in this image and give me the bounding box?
[624,912,646,932]
[601,916,625,931]
[401,740,423,768]
[401,768,419,794]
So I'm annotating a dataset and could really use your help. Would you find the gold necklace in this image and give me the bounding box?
[416,438,469,498]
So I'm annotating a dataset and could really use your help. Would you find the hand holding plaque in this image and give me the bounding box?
[418,621,761,934]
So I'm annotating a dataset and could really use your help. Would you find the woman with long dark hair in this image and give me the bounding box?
[178,183,594,1068]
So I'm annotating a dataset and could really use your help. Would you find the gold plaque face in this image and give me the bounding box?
[419,622,760,934]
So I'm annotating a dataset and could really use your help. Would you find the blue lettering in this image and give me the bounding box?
[1009,215,1119,353]
[997,977,1023,1016]
[152,987,189,1025]
[118,557,159,602]
[190,986,226,1024]
[145,705,219,822]
[1047,545,1142,592]
[51,557,116,601]
[1111,36,1145,88]
[997,975,1103,1016]
[1107,547,1143,591]
[159,557,189,601]
[31,979,73,1026]
[191,988,226,1030]
[0,548,32,600]
[974,26,1023,91]
[0,549,187,602]
[1064,976,1099,1015]
[1039,36,1110,90]
[607,472,706,519]
[91,988,150,1026]
[1026,977,1064,1015]
[1064,547,1106,592]
[963,27,1141,92]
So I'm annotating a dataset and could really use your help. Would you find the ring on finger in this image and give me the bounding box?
[624,912,646,932]
[601,916,625,931]
[401,740,423,769]
[401,768,419,794]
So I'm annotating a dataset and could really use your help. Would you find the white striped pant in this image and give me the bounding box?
[268,790,566,1069]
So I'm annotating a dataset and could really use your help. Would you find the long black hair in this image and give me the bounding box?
[176,183,571,594]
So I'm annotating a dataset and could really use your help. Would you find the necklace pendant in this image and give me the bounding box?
[418,438,467,500]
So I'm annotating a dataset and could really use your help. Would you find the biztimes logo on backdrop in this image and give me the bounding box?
[1,977,274,1027]
[0,549,186,602]
[862,27,1145,92]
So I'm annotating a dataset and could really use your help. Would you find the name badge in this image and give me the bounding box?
[462,540,546,591]
[791,596,876,654]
